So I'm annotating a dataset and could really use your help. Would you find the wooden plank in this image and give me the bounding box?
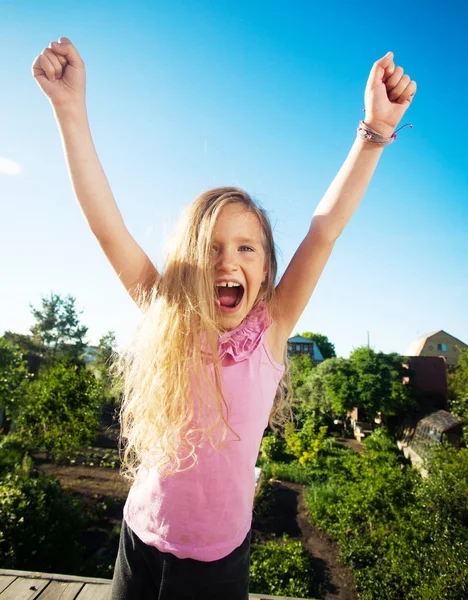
[249,596,311,600]
[76,583,110,600]
[0,570,110,585]
[0,576,16,594]
[0,577,48,600]
[37,580,84,600]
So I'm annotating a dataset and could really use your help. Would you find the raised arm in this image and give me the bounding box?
[273,52,416,345]
[32,38,159,305]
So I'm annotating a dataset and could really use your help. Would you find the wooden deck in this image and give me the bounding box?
[0,569,307,599]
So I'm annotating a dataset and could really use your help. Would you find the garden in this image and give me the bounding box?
[1,293,468,599]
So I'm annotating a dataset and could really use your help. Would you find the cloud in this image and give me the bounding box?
[0,156,22,176]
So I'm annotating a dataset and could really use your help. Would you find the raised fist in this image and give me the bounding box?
[32,38,86,108]
[364,52,417,138]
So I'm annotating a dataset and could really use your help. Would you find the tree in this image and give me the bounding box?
[0,339,32,433]
[347,347,415,422]
[1,331,44,357]
[290,353,314,396]
[300,332,336,359]
[324,357,358,417]
[294,357,353,427]
[93,331,118,397]
[448,347,468,444]
[14,361,101,458]
[29,292,88,364]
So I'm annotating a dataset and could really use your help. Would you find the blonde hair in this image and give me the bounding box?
[113,187,290,482]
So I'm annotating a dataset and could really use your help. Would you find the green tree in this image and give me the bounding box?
[14,361,101,458]
[1,331,44,357]
[325,357,358,417]
[93,330,118,399]
[29,292,88,365]
[0,339,32,433]
[348,347,415,423]
[289,352,314,396]
[294,357,352,427]
[300,331,336,359]
[448,348,468,443]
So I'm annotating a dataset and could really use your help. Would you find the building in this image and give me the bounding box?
[411,410,465,457]
[406,330,467,368]
[287,335,324,363]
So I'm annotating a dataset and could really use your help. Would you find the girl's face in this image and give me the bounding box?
[212,203,268,331]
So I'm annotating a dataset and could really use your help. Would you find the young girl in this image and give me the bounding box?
[33,39,416,599]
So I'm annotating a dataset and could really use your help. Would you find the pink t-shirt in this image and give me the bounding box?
[124,302,285,561]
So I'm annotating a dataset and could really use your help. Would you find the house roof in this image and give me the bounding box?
[419,410,464,432]
[288,336,324,361]
[288,335,315,344]
[406,330,467,356]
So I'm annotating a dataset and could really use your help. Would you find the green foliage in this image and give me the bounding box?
[294,348,416,430]
[250,535,318,598]
[260,460,313,485]
[301,432,468,599]
[0,338,32,430]
[349,347,415,421]
[29,292,88,364]
[0,472,86,572]
[362,426,399,455]
[0,436,33,477]
[300,332,336,359]
[448,347,468,444]
[92,331,119,402]
[285,423,329,468]
[289,352,314,395]
[259,433,294,464]
[14,361,102,458]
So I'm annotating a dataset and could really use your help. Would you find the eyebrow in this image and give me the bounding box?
[212,236,262,245]
[234,237,261,245]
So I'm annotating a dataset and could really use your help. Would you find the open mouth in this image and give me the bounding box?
[215,282,245,310]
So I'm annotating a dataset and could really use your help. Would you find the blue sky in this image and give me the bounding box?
[1,0,467,357]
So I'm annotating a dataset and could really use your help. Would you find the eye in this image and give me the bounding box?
[239,246,254,252]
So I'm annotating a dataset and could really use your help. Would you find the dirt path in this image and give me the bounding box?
[253,480,357,600]
[287,482,357,600]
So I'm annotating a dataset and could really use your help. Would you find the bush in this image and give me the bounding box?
[260,433,293,463]
[250,535,319,598]
[304,441,468,599]
[261,460,313,485]
[0,472,87,573]
[14,361,102,458]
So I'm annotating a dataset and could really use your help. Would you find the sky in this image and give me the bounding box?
[1,0,467,358]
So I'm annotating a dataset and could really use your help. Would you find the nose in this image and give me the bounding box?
[215,247,238,273]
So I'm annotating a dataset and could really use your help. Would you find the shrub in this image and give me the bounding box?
[250,535,318,598]
[14,361,102,458]
[304,442,468,599]
[285,423,328,468]
[260,433,292,463]
[0,472,86,573]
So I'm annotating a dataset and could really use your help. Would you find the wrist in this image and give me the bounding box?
[53,101,88,123]
[362,119,395,139]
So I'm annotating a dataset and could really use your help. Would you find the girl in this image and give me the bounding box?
[33,38,416,600]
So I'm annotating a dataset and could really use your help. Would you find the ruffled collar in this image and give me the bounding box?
[217,301,272,363]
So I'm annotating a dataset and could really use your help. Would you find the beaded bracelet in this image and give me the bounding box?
[357,120,413,145]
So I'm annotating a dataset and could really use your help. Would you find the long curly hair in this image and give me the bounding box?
[112,187,290,482]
